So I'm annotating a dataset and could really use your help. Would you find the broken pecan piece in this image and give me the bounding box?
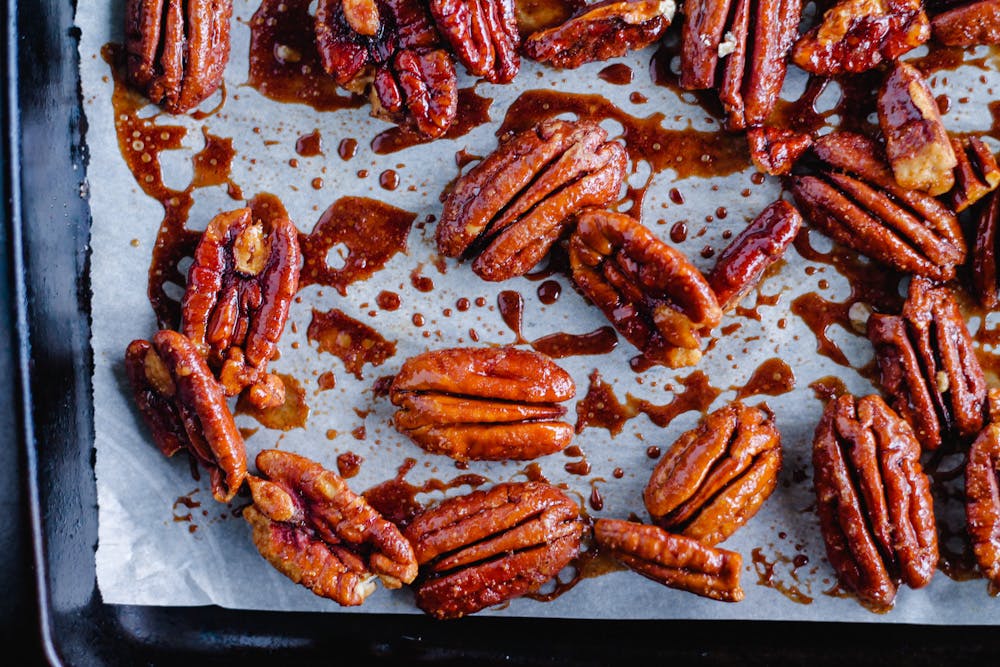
[966,390,1000,593]
[523,0,675,69]
[389,347,576,461]
[125,330,247,503]
[404,481,583,619]
[644,401,782,545]
[568,209,722,368]
[707,200,802,312]
[594,519,744,601]
[181,207,300,410]
[813,394,938,608]
[950,136,1000,213]
[245,449,417,606]
[867,276,986,450]
[429,0,520,83]
[971,191,1000,309]
[790,131,965,281]
[125,0,233,113]
[437,119,626,281]
[931,0,1000,46]
[747,126,813,177]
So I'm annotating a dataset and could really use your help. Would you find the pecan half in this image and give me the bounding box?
[181,207,300,409]
[971,191,1000,309]
[813,393,938,608]
[245,449,417,606]
[747,126,813,177]
[966,390,1000,592]
[437,119,626,282]
[593,519,744,601]
[125,330,247,503]
[568,209,722,368]
[644,401,782,545]
[429,0,520,83]
[790,131,965,281]
[791,0,930,75]
[707,200,802,312]
[389,347,575,460]
[125,0,233,113]
[523,0,675,69]
[404,481,583,619]
[950,136,1000,213]
[867,276,986,450]
[932,0,1000,46]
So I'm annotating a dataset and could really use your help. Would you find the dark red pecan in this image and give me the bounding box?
[437,119,626,281]
[245,449,418,606]
[125,329,247,503]
[813,393,938,608]
[707,200,802,312]
[389,347,575,460]
[867,277,987,450]
[747,126,813,176]
[971,191,1000,309]
[181,207,300,410]
[568,209,722,368]
[429,0,520,83]
[932,0,1000,46]
[523,0,675,69]
[950,136,1000,213]
[125,0,232,113]
[966,390,1000,592]
[404,481,583,619]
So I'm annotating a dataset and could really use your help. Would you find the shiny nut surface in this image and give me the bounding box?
[931,0,1000,46]
[950,135,1000,213]
[966,391,1000,593]
[972,191,1000,309]
[430,0,520,83]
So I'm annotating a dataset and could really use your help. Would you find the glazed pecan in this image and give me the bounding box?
[124,0,232,113]
[568,209,722,368]
[971,191,1000,308]
[790,132,965,281]
[791,0,930,75]
[125,329,247,503]
[343,0,381,36]
[707,200,803,312]
[813,394,938,608]
[867,276,986,450]
[644,401,782,545]
[747,126,813,177]
[437,119,626,281]
[932,0,1000,46]
[404,481,583,619]
[593,519,744,601]
[389,347,575,460]
[950,136,1000,213]
[244,449,417,606]
[181,208,300,410]
[877,62,956,196]
[966,390,1000,592]
[429,0,520,83]
[523,0,675,69]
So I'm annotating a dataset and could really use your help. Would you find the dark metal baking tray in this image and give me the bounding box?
[8,1,1000,664]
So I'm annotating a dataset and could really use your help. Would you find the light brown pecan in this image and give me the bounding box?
[181,208,300,410]
[966,390,1000,593]
[644,401,782,545]
[971,190,1000,309]
[867,276,987,450]
[523,0,675,69]
[429,0,520,83]
[813,393,938,608]
[932,0,1000,46]
[245,449,418,606]
[747,126,813,177]
[124,0,232,113]
[389,347,575,460]
[437,119,626,281]
[343,0,381,36]
[790,131,965,281]
[125,330,247,503]
[593,519,744,601]
[707,200,803,312]
[791,0,930,75]
[950,136,1000,213]
[404,481,583,619]
[568,209,722,368]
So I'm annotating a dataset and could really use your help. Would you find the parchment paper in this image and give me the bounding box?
[81,0,1000,621]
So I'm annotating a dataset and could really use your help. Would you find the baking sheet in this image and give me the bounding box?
[81,0,1000,621]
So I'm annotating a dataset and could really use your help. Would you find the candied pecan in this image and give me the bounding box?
[791,0,930,75]
[181,207,300,409]
[747,126,813,177]
[568,209,722,368]
[437,119,626,281]
[389,347,575,460]
[594,519,744,601]
[245,449,417,606]
[429,0,520,83]
[644,401,782,545]
[124,0,232,113]
[404,481,583,619]
[867,277,986,450]
[343,0,381,36]
[950,136,1000,213]
[523,0,675,69]
[966,390,1000,592]
[790,131,965,281]
[813,394,938,608]
[971,190,1000,308]
[707,200,802,312]
[932,0,1000,46]
[125,330,247,503]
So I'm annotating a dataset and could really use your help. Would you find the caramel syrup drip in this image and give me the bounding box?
[750,547,814,605]
[295,130,323,157]
[307,307,396,380]
[336,452,364,479]
[769,70,882,138]
[575,370,633,436]
[627,371,722,428]
[808,375,848,404]
[372,88,493,155]
[735,358,796,400]
[497,290,527,344]
[527,534,627,602]
[363,458,488,527]
[235,373,310,431]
